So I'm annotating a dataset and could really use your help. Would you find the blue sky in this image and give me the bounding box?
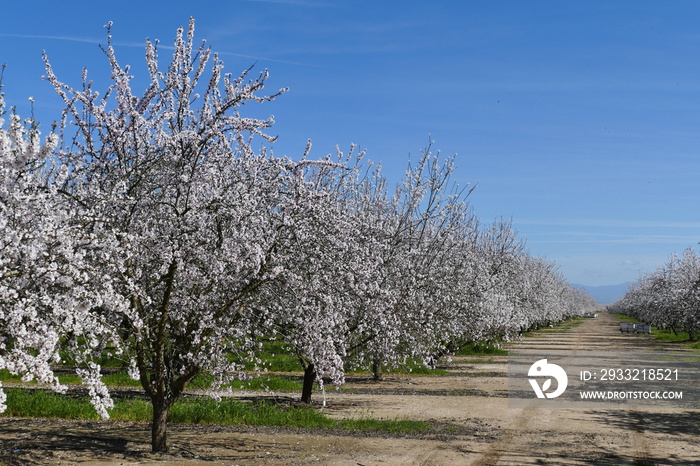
[2,1,700,287]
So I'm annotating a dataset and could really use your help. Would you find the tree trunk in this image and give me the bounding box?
[151,396,172,453]
[372,360,383,380]
[301,363,316,403]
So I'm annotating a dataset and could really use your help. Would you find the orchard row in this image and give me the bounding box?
[610,248,700,340]
[0,19,597,452]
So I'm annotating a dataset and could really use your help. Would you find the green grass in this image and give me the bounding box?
[338,416,430,434]
[651,328,696,343]
[611,314,699,345]
[168,396,334,428]
[560,316,586,328]
[255,352,303,372]
[612,313,639,323]
[342,357,451,377]
[0,369,148,388]
[0,370,30,384]
[453,343,508,356]
[185,372,303,392]
[376,359,451,376]
[521,316,586,337]
[542,316,585,332]
[1,389,102,420]
[391,365,450,376]
[101,371,142,387]
[226,375,303,391]
[0,389,429,434]
[232,340,303,372]
[241,340,451,381]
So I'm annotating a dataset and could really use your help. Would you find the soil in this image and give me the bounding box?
[1,312,698,465]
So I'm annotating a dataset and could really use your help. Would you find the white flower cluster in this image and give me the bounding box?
[0,95,78,407]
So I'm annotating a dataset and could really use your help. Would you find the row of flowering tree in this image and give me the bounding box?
[0,19,597,452]
[609,248,700,340]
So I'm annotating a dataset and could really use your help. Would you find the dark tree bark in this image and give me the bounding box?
[372,360,383,380]
[151,396,174,453]
[301,363,316,403]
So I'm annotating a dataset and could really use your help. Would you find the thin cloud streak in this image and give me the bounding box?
[518,218,700,229]
[0,33,316,67]
[216,50,322,67]
[529,235,700,245]
[0,32,141,48]
[244,0,327,6]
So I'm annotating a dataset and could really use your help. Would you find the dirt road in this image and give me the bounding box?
[1,311,698,465]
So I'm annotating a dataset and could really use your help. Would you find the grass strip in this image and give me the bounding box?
[521,316,586,337]
[1,388,99,420]
[612,313,639,323]
[453,343,508,356]
[651,328,696,343]
[0,389,430,434]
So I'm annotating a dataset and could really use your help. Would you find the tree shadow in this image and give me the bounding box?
[587,409,700,437]
[0,418,148,466]
[583,409,700,466]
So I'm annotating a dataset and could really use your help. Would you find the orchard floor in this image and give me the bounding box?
[1,312,699,465]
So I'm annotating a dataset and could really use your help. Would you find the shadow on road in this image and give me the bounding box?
[587,408,700,437]
[0,418,146,466]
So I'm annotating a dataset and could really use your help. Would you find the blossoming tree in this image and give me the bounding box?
[42,18,339,452]
[611,248,700,339]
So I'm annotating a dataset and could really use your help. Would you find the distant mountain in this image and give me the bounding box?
[572,282,630,305]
